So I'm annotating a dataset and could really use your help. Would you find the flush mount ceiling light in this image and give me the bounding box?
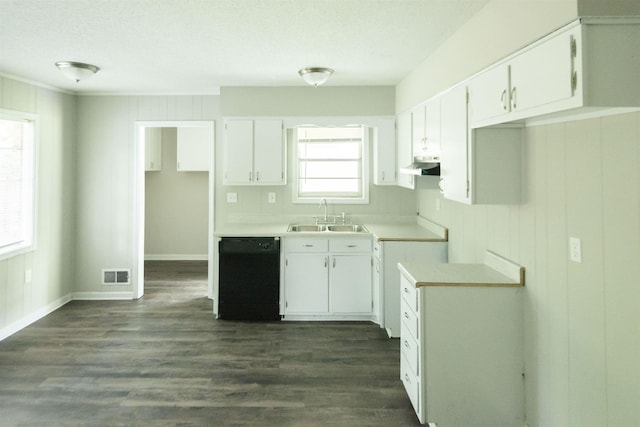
[55,61,100,82]
[298,67,334,87]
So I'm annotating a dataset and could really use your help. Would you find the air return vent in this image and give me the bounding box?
[102,269,130,285]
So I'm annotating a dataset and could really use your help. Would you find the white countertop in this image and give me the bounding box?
[214,217,448,242]
[398,250,525,288]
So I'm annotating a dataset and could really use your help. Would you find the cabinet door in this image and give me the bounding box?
[177,127,212,171]
[396,111,414,189]
[253,119,285,185]
[424,98,441,158]
[373,119,397,185]
[285,254,328,313]
[468,65,509,126]
[144,127,162,171]
[224,120,254,184]
[440,84,470,204]
[509,27,576,114]
[411,104,426,157]
[330,254,372,314]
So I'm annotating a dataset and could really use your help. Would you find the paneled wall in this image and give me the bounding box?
[417,114,640,425]
[0,77,76,339]
[74,95,220,296]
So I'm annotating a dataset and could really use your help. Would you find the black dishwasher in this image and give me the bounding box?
[218,237,280,321]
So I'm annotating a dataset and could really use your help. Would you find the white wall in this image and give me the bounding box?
[0,77,76,339]
[396,1,640,425]
[418,114,640,426]
[144,128,209,260]
[217,86,416,226]
[75,95,220,297]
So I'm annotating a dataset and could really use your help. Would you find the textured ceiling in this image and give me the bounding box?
[0,0,489,94]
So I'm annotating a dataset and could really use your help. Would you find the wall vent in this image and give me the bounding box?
[102,269,130,285]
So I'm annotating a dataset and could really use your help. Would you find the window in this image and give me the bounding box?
[0,111,36,259]
[294,126,369,204]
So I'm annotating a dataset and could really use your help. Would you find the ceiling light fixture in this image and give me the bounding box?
[55,61,100,82]
[299,67,333,87]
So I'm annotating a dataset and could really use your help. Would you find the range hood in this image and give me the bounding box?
[400,155,440,176]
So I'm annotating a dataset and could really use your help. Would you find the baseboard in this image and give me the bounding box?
[71,291,135,300]
[0,293,72,341]
[144,254,208,261]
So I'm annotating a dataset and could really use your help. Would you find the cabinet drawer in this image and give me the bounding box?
[401,326,420,375]
[401,298,419,340]
[400,276,418,312]
[401,354,420,413]
[286,238,328,252]
[330,238,372,253]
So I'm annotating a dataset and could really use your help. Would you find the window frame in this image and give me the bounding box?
[0,109,38,260]
[292,125,369,205]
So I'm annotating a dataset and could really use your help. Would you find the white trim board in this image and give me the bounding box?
[144,254,208,261]
[0,293,72,341]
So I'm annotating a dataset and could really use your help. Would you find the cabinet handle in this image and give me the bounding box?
[405,373,411,383]
[256,171,260,181]
[404,340,410,349]
[324,257,328,268]
[248,171,252,181]
[347,245,357,248]
[304,244,314,247]
[511,86,517,109]
[501,89,508,111]
[333,257,336,268]
[403,287,409,294]
[404,312,409,319]
[381,171,385,181]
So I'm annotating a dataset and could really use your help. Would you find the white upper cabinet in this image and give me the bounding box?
[469,19,640,127]
[253,119,285,184]
[469,24,578,127]
[224,119,285,185]
[412,98,440,160]
[144,127,162,171]
[396,110,415,190]
[372,119,397,185]
[176,127,212,172]
[440,83,523,205]
[439,84,470,204]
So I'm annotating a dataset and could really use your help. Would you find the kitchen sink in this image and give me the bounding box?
[287,224,369,233]
[288,224,326,232]
[327,224,368,232]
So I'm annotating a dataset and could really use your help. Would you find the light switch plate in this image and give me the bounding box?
[226,192,237,203]
[569,237,582,263]
[268,192,276,204]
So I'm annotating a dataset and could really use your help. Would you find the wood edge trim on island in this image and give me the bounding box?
[416,281,523,288]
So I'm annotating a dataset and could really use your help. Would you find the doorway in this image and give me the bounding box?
[133,121,215,300]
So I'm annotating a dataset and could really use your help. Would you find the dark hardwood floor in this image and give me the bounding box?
[0,261,419,426]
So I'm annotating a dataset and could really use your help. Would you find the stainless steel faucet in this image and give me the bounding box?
[319,198,328,222]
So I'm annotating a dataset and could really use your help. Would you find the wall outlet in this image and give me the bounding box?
[569,237,582,263]
[268,192,276,204]
[226,192,237,203]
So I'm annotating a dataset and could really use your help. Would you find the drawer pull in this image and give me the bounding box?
[347,244,357,248]
[304,244,314,247]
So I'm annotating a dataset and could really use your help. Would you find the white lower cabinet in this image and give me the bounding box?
[376,240,447,337]
[284,253,329,313]
[399,274,524,426]
[284,237,372,319]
